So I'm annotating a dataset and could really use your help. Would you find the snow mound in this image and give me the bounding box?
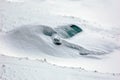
[0,25,80,57]
[0,24,107,58]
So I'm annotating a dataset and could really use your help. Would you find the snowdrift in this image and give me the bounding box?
[0,24,107,58]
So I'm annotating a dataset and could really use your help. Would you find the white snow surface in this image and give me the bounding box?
[0,54,120,80]
[0,0,120,76]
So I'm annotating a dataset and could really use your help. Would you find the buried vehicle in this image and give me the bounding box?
[55,24,83,38]
[52,24,83,45]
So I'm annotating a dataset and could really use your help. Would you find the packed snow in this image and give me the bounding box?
[0,54,120,80]
[0,0,120,80]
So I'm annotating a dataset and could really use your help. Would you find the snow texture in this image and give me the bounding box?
[0,0,120,79]
[0,54,120,80]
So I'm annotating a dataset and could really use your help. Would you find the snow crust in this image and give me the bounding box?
[0,0,120,75]
[0,54,120,80]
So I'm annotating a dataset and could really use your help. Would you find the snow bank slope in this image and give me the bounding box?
[0,54,120,80]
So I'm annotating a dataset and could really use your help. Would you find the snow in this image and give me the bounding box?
[0,0,120,79]
[0,54,120,80]
[47,0,120,27]
[0,23,120,73]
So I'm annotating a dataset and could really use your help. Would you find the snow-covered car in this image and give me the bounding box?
[52,34,62,45]
[55,24,83,38]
